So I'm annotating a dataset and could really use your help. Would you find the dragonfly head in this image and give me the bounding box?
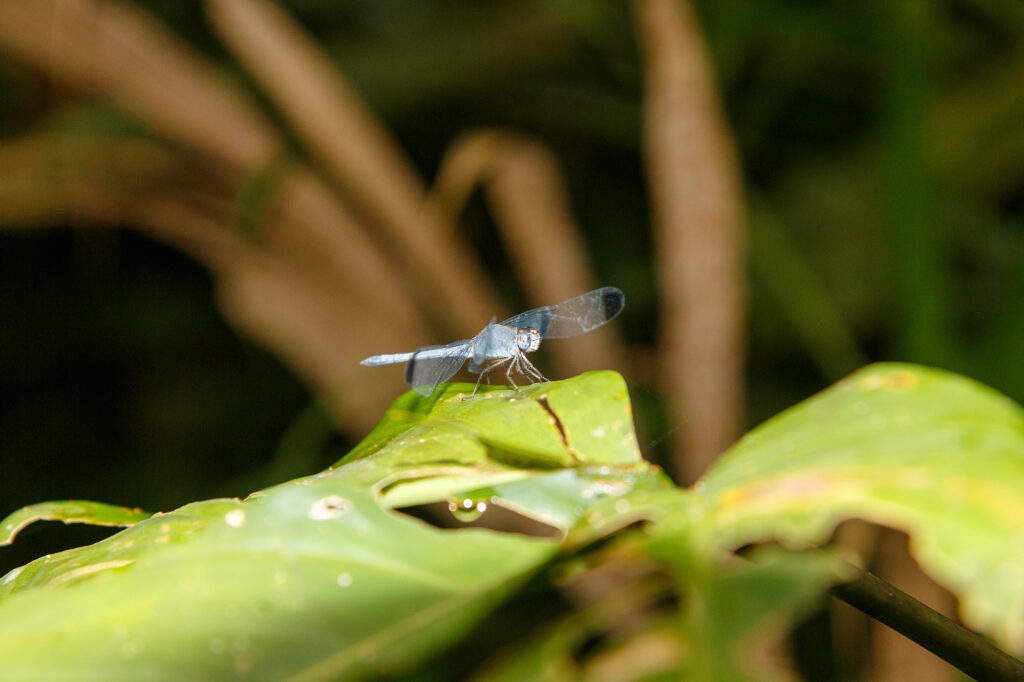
[516,327,542,353]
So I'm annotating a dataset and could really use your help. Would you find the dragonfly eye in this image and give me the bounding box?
[517,327,541,352]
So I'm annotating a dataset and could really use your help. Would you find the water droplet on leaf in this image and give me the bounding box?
[448,497,485,522]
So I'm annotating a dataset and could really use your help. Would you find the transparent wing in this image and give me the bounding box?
[404,341,472,396]
[499,287,625,339]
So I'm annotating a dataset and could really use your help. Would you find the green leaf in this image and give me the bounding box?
[0,371,659,680]
[340,372,659,530]
[698,363,1024,652]
[1,501,151,546]
[0,483,553,681]
[342,370,642,468]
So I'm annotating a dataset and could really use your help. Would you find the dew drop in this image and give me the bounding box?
[224,509,246,528]
[336,572,353,587]
[448,498,485,522]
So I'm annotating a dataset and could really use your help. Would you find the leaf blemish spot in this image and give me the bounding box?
[234,655,254,675]
[535,395,569,447]
[336,572,353,587]
[308,495,352,520]
[859,374,886,390]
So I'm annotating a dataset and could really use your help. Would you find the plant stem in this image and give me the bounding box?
[831,568,1024,681]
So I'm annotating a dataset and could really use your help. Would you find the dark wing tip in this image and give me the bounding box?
[599,286,625,321]
[405,353,437,396]
[403,352,417,386]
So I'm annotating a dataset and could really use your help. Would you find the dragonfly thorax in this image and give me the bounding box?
[516,327,542,353]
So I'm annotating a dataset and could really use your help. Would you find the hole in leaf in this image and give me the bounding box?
[0,522,125,579]
[394,501,561,538]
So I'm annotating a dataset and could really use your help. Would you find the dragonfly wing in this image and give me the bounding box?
[405,341,471,396]
[499,287,624,339]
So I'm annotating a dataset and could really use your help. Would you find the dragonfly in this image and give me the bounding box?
[361,286,625,397]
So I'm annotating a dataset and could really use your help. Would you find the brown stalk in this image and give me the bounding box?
[870,529,959,681]
[0,0,277,170]
[205,0,506,336]
[0,135,402,433]
[431,130,626,376]
[130,198,399,434]
[0,134,189,226]
[134,197,403,432]
[262,168,431,344]
[0,0,432,370]
[635,0,745,483]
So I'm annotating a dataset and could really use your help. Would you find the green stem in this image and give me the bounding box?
[885,1,951,365]
[830,568,1024,682]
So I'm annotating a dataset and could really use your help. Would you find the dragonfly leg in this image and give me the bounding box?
[505,356,520,390]
[519,355,549,383]
[465,359,503,399]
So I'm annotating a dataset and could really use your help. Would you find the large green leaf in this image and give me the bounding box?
[0,371,659,681]
[698,363,1024,652]
[337,373,662,530]
[6,364,1021,678]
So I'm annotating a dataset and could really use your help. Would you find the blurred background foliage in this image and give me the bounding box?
[0,0,1020,678]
